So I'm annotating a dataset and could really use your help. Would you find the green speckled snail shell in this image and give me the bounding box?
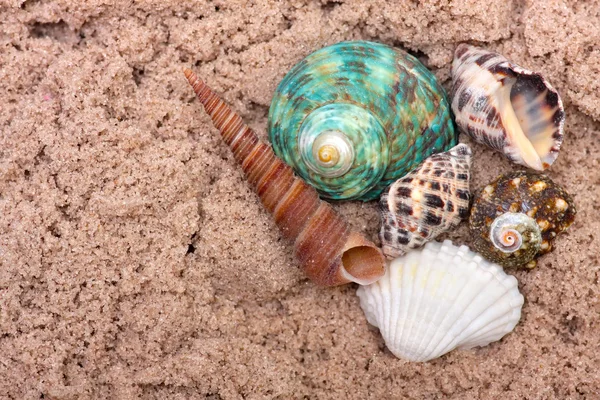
[268,41,457,201]
[469,171,576,268]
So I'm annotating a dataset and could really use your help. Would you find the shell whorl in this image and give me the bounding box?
[184,69,385,286]
[380,143,472,259]
[269,41,457,201]
[308,132,352,177]
[489,212,541,258]
[451,44,564,171]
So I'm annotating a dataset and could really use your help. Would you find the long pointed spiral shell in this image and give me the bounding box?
[451,44,564,171]
[380,143,472,259]
[184,69,385,286]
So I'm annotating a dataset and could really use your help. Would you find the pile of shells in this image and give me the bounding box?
[184,40,576,363]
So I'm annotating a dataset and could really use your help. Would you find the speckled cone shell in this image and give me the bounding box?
[184,69,385,286]
[357,240,524,362]
[469,171,576,268]
[269,41,457,201]
[451,44,564,171]
[380,143,472,259]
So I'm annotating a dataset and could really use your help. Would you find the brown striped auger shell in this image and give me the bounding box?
[451,44,565,171]
[184,69,386,287]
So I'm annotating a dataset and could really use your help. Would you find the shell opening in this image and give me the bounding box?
[489,212,541,254]
[309,130,355,177]
[341,245,386,286]
[498,73,562,170]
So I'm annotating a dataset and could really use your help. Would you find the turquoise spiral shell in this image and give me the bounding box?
[268,41,457,201]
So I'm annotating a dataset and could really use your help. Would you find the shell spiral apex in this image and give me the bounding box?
[451,44,565,171]
[380,143,472,259]
[269,41,457,201]
[357,240,524,362]
[184,69,385,286]
[469,170,576,268]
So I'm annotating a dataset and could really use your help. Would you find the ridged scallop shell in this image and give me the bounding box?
[184,70,385,286]
[380,143,472,259]
[357,240,524,362]
[451,44,564,171]
[469,171,576,268]
[269,41,457,201]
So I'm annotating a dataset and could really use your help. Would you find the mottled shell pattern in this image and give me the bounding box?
[469,171,576,268]
[380,143,472,259]
[357,240,524,362]
[451,44,565,171]
[184,70,386,286]
[269,41,457,201]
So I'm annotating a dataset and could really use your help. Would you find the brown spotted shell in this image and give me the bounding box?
[451,44,565,171]
[469,171,576,268]
[184,69,385,286]
[379,143,472,259]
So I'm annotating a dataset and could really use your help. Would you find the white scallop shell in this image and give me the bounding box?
[356,240,524,362]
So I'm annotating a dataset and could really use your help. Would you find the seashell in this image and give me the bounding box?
[451,44,565,171]
[469,171,576,268]
[356,240,524,362]
[268,41,457,201]
[380,143,472,259]
[184,69,385,286]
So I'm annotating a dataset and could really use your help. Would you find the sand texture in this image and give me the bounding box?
[1,0,599,398]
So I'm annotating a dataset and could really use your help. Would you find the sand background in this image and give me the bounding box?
[1,0,599,398]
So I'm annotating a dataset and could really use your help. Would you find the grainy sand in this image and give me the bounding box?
[1,1,599,398]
